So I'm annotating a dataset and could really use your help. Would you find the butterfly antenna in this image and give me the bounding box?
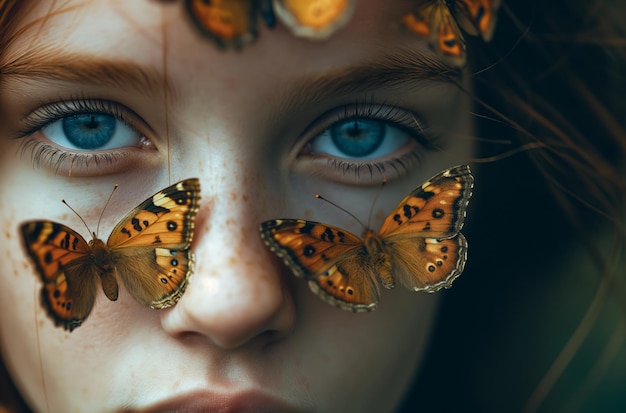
[367,178,387,228]
[62,199,93,236]
[315,194,368,231]
[95,184,119,238]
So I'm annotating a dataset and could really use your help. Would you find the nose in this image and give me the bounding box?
[161,190,296,350]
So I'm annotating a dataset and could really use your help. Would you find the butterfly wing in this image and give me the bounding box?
[378,165,473,292]
[272,0,356,39]
[380,165,473,239]
[386,234,468,292]
[185,0,259,49]
[260,219,380,311]
[107,178,200,308]
[20,221,98,331]
[453,0,501,41]
[401,0,466,67]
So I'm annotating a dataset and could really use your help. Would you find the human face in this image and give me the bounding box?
[0,0,473,411]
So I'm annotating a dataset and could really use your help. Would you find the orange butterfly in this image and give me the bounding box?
[402,0,501,67]
[185,0,263,49]
[20,179,201,331]
[260,165,473,312]
[272,0,356,39]
[186,0,355,47]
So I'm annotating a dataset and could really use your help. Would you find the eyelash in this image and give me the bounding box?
[16,98,149,173]
[301,103,441,182]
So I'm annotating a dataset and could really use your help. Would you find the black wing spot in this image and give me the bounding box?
[432,208,445,219]
[60,233,71,249]
[132,217,143,231]
[121,228,132,238]
[337,231,346,243]
[393,214,402,225]
[167,221,177,231]
[160,277,168,284]
[298,222,314,234]
[303,245,316,257]
[321,227,335,242]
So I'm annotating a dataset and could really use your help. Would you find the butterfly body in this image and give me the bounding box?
[21,178,201,331]
[261,165,473,312]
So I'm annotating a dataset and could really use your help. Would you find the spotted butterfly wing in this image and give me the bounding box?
[401,0,467,67]
[260,219,381,311]
[260,165,473,312]
[106,178,200,308]
[20,223,100,331]
[20,178,201,331]
[378,165,473,291]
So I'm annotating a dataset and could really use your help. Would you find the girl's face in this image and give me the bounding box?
[0,0,473,411]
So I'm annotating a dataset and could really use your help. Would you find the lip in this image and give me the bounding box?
[132,390,302,413]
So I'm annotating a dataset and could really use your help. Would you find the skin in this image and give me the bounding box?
[0,0,473,411]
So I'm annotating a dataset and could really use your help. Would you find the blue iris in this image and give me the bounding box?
[330,119,385,157]
[62,114,116,150]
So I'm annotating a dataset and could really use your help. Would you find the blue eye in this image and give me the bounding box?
[42,112,141,151]
[310,117,409,159]
[62,114,116,149]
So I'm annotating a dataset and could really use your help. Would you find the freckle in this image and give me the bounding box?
[4,231,10,239]
[242,194,249,202]
[230,192,238,201]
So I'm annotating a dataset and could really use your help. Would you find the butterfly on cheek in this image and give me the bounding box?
[260,165,473,312]
[401,0,501,67]
[20,179,201,332]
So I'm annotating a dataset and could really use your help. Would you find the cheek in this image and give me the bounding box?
[295,288,439,412]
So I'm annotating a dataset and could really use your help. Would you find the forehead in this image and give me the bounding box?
[4,0,433,65]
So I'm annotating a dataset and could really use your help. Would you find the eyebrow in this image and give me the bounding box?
[0,46,460,107]
[281,47,462,110]
[0,48,170,98]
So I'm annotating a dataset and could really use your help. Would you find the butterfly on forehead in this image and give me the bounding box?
[401,0,501,67]
[260,165,473,312]
[185,0,356,48]
[20,179,201,332]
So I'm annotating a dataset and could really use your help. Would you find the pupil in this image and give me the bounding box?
[330,118,384,157]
